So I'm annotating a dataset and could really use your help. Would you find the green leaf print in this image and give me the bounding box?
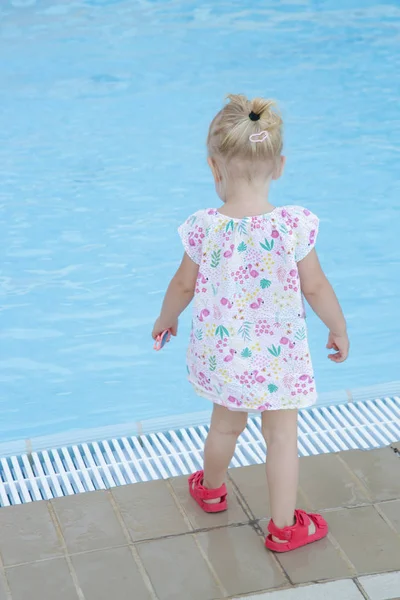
[211,283,218,296]
[260,279,272,289]
[209,355,217,371]
[215,325,230,339]
[189,215,197,226]
[268,384,278,393]
[238,321,252,342]
[238,218,248,236]
[195,329,203,341]
[295,327,306,341]
[225,219,234,232]
[279,223,288,234]
[268,344,281,357]
[241,347,252,358]
[260,238,274,251]
[237,241,247,253]
[211,249,221,268]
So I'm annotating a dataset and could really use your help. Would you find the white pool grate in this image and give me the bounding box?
[0,397,399,507]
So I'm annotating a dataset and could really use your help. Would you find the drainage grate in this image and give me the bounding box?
[1,397,399,507]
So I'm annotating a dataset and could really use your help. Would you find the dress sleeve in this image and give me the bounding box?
[294,208,319,262]
[178,211,205,265]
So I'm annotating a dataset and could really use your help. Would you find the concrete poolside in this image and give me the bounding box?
[0,443,399,600]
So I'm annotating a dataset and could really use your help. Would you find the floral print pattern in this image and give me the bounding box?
[178,206,319,412]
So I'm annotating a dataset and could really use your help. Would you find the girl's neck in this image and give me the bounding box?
[218,179,275,218]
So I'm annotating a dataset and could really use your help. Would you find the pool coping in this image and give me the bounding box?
[0,380,399,458]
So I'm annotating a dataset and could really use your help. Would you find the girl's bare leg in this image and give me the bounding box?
[261,409,299,528]
[261,409,315,540]
[202,404,247,492]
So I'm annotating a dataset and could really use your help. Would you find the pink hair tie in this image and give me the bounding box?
[249,130,269,143]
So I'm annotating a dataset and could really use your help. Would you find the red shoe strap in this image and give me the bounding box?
[268,509,311,542]
[189,470,227,501]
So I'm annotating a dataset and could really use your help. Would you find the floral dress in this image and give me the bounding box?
[178,206,319,411]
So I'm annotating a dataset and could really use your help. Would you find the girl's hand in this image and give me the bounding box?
[152,317,178,340]
[327,331,349,363]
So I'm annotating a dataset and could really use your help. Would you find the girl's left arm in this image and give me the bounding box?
[152,253,199,339]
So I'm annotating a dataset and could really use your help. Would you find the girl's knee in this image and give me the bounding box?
[210,406,247,437]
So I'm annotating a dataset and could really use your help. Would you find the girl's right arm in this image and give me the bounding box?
[298,249,349,363]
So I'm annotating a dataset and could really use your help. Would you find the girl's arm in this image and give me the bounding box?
[298,249,349,363]
[152,253,199,339]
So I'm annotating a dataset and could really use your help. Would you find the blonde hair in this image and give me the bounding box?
[207,94,283,164]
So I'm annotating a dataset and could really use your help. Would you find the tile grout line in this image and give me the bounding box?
[335,454,375,502]
[0,549,13,600]
[192,533,229,599]
[227,472,292,586]
[107,490,158,600]
[354,577,372,600]
[373,503,400,540]
[46,501,86,600]
[164,479,195,531]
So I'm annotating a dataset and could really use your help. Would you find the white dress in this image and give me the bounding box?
[178,205,319,412]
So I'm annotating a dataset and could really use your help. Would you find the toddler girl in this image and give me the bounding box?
[152,94,349,552]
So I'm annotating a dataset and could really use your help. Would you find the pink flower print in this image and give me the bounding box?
[281,209,287,217]
[250,298,264,309]
[247,264,259,278]
[223,244,234,258]
[255,320,273,337]
[309,229,316,245]
[189,236,196,247]
[271,229,279,239]
[224,349,236,363]
[303,209,311,216]
[220,297,233,309]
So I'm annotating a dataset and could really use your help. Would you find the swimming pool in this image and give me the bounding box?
[0,0,399,447]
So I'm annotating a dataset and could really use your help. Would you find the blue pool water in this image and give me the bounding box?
[0,0,399,445]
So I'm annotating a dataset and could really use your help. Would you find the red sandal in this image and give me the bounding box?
[188,470,228,513]
[265,509,328,553]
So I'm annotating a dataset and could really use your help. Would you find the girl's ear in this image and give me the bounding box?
[272,155,286,180]
[207,156,222,182]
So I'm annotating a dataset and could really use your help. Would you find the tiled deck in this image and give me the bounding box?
[0,444,399,600]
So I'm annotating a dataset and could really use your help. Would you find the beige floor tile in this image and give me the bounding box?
[0,574,8,600]
[299,453,369,510]
[229,464,305,520]
[378,500,400,533]
[72,546,151,600]
[340,448,400,502]
[0,501,63,566]
[112,479,190,541]
[136,535,221,600]
[6,558,78,600]
[169,475,248,529]
[327,506,400,574]
[274,535,354,584]
[359,571,400,600]
[52,490,126,553]
[229,464,270,519]
[197,525,287,596]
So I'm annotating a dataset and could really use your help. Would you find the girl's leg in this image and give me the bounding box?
[203,404,248,490]
[261,409,299,529]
